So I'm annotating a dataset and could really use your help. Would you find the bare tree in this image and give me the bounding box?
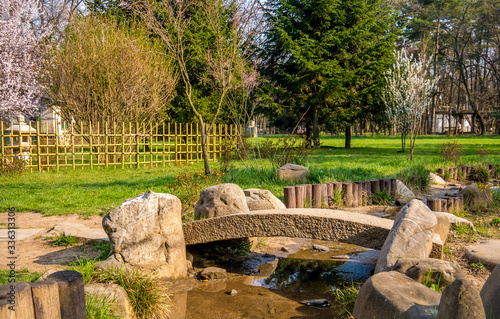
[134,0,250,175]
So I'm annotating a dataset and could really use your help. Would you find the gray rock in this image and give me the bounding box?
[465,240,500,269]
[353,271,441,319]
[439,212,476,231]
[481,264,500,319]
[392,258,465,287]
[244,188,286,211]
[436,278,486,319]
[195,183,249,219]
[199,267,227,280]
[459,183,492,208]
[375,200,437,273]
[300,299,329,307]
[395,198,408,206]
[430,173,446,185]
[102,191,187,279]
[312,244,330,252]
[275,163,310,183]
[396,180,417,200]
[85,283,134,319]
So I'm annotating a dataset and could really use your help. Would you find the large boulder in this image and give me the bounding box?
[101,191,187,279]
[459,183,492,208]
[481,264,500,318]
[195,183,249,219]
[353,271,441,319]
[436,278,486,319]
[275,163,309,183]
[244,188,286,211]
[391,258,465,287]
[429,173,446,185]
[375,200,437,273]
[396,180,417,200]
[85,283,134,319]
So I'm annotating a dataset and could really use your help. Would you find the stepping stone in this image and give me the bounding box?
[0,228,45,241]
[43,222,108,241]
[465,240,500,269]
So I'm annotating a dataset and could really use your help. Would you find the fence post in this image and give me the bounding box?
[105,121,109,169]
[36,121,42,172]
[174,123,178,163]
[135,122,139,168]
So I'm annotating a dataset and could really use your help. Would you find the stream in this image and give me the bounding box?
[170,238,379,318]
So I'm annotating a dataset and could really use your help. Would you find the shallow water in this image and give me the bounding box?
[171,239,378,319]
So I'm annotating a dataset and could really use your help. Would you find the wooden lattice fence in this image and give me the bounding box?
[0,121,239,172]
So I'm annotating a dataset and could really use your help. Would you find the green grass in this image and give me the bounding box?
[0,268,41,285]
[52,232,78,246]
[86,294,119,319]
[1,135,499,217]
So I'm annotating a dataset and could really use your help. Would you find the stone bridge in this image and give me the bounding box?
[183,209,395,250]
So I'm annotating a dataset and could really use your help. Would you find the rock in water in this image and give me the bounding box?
[312,244,330,252]
[199,267,227,280]
[300,299,329,307]
[195,183,249,219]
[101,191,187,279]
[436,278,486,319]
[375,199,437,273]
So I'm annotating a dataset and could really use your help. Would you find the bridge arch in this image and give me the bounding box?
[183,209,394,250]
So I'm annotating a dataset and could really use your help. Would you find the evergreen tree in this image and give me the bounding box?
[261,0,397,147]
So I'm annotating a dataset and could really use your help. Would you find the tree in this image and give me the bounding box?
[0,0,52,121]
[135,0,250,175]
[383,49,437,160]
[42,16,177,162]
[260,0,397,148]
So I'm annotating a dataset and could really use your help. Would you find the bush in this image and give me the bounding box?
[331,283,359,318]
[439,142,464,163]
[372,190,393,205]
[0,156,26,175]
[85,294,118,319]
[470,165,489,183]
[96,267,169,319]
[397,164,430,192]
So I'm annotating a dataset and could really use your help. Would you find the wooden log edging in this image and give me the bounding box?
[0,270,86,319]
[437,164,498,181]
[283,177,402,209]
[426,195,464,213]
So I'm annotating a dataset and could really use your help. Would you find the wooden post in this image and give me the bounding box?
[427,199,437,211]
[384,179,392,197]
[45,271,86,319]
[31,281,61,319]
[312,184,323,208]
[370,180,380,195]
[454,197,463,211]
[304,184,312,208]
[446,198,455,213]
[365,181,372,205]
[390,179,397,198]
[343,183,353,207]
[0,282,35,319]
[327,183,334,207]
[284,187,296,208]
[295,185,305,208]
[321,184,328,208]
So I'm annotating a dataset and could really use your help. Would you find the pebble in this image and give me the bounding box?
[230,289,238,295]
[300,299,330,307]
[312,244,330,252]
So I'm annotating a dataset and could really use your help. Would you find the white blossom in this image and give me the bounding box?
[0,0,51,121]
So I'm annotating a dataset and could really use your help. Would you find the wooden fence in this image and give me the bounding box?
[0,121,239,172]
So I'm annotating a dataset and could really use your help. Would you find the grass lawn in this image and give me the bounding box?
[1,134,499,218]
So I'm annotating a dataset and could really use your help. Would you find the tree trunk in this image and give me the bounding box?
[201,124,211,175]
[312,105,320,148]
[345,126,351,149]
[400,134,406,152]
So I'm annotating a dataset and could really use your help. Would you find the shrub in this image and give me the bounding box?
[372,190,393,205]
[331,283,358,318]
[470,165,489,183]
[439,142,464,163]
[96,267,169,319]
[85,294,118,319]
[0,153,26,175]
[397,164,430,192]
